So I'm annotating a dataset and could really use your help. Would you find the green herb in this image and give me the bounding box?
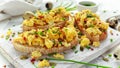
[63,52,66,54]
[12,33,15,37]
[89,24,94,27]
[32,63,38,68]
[50,62,56,68]
[110,39,113,42]
[5,35,9,40]
[103,10,107,13]
[118,66,120,68]
[62,17,66,21]
[17,32,21,34]
[59,41,62,45]
[75,50,78,54]
[13,25,15,27]
[78,32,82,35]
[8,28,11,30]
[108,54,112,57]
[48,52,57,57]
[86,45,91,49]
[65,2,73,9]
[45,58,111,68]
[71,46,76,51]
[37,31,44,36]
[66,6,77,11]
[87,14,93,18]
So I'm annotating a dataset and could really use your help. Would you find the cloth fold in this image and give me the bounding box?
[0,0,38,21]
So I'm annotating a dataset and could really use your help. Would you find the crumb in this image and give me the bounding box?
[110,30,113,35]
[0,34,4,38]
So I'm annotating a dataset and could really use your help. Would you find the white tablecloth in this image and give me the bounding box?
[0,0,120,68]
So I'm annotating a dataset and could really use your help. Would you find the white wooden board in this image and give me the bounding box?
[0,25,120,68]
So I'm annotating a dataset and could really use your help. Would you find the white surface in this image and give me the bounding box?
[0,0,120,68]
[0,26,120,68]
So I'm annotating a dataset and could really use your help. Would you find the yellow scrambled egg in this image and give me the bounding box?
[31,51,42,59]
[80,37,90,47]
[38,59,50,67]
[53,53,64,59]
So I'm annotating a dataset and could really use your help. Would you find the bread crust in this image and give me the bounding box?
[12,37,78,55]
[23,21,66,31]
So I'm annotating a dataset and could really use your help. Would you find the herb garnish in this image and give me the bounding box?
[87,14,93,18]
[48,52,57,57]
[86,45,91,49]
[75,50,78,54]
[71,46,76,51]
[37,31,44,36]
[78,32,82,35]
[110,39,113,42]
[45,58,111,68]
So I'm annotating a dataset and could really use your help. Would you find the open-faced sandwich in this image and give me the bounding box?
[13,21,78,54]
[22,7,71,31]
[74,10,109,47]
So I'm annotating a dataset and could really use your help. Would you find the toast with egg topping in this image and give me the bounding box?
[75,10,108,42]
[13,24,78,54]
[22,7,70,31]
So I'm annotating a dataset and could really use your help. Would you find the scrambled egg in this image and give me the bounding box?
[47,27,59,39]
[53,53,64,59]
[38,59,50,67]
[31,51,42,59]
[86,27,102,35]
[63,25,77,42]
[98,22,109,30]
[93,42,100,47]
[45,38,53,49]
[80,38,90,47]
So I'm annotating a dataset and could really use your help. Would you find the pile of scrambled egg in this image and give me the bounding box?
[13,8,109,67]
[23,7,70,27]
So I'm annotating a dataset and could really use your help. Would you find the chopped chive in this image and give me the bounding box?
[5,35,9,40]
[103,10,107,13]
[62,17,66,21]
[37,31,44,36]
[71,46,76,51]
[89,24,94,27]
[78,32,82,35]
[75,50,78,54]
[50,62,56,68]
[48,52,57,57]
[59,41,62,45]
[86,45,91,49]
[13,25,15,27]
[45,58,111,68]
[87,14,93,18]
[18,32,20,34]
[12,33,15,37]
[108,54,112,57]
[110,39,113,42]
[66,6,77,11]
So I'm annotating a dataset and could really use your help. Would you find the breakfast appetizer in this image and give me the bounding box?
[22,7,71,31]
[13,22,78,54]
[74,10,109,47]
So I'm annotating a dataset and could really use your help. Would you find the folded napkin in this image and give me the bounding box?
[0,0,38,21]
